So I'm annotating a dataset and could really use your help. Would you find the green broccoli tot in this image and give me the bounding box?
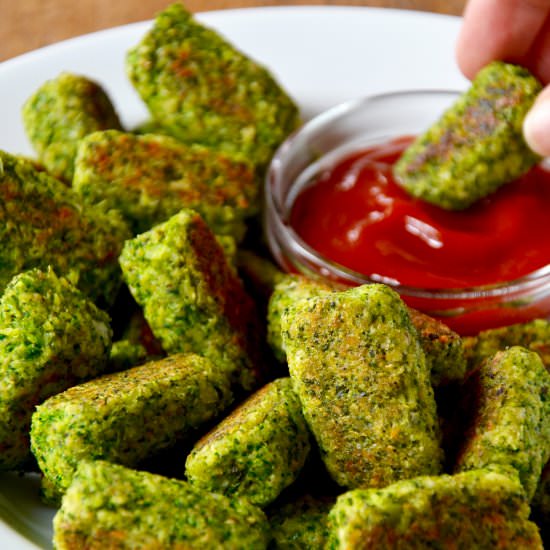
[453,346,550,500]
[394,61,542,209]
[0,151,130,307]
[126,3,300,170]
[22,72,122,182]
[326,468,543,549]
[186,378,310,507]
[463,318,550,372]
[282,283,442,489]
[119,208,262,392]
[0,268,112,470]
[73,130,258,238]
[30,353,232,500]
[269,274,465,388]
[53,460,269,549]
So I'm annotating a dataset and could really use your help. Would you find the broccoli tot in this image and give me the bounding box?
[394,61,542,210]
[463,318,550,372]
[119,208,262,391]
[186,378,310,507]
[326,469,543,549]
[0,151,130,307]
[126,3,300,170]
[73,130,258,238]
[268,275,466,388]
[453,346,550,500]
[22,72,122,182]
[282,283,442,489]
[30,353,232,500]
[53,460,269,550]
[0,268,112,470]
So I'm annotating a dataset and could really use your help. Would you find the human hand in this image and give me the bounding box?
[456,0,550,156]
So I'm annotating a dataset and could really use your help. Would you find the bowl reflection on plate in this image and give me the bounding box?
[264,90,550,335]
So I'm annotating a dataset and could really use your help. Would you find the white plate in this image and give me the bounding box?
[0,6,466,548]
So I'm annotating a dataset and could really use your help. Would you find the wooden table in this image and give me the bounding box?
[3,1,465,62]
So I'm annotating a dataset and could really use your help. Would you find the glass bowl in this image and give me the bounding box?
[264,90,550,335]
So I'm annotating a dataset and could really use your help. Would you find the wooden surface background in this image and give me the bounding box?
[2,1,466,62]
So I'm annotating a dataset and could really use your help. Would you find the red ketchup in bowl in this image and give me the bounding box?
[289,137,550,334]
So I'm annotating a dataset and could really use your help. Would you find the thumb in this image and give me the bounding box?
[524,85,550,157]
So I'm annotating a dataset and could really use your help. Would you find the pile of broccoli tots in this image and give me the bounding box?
[0,3,549,549]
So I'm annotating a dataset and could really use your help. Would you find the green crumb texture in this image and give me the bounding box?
[408,308,467,387]
[0,151,130,307]
[108,339,148,372]
[463,318,550,372]
[185,377,310,507]
[0,268,112,470]
[22,72,122,182]
[30,353,232,498]
[454,346,550,500]
[267,275,335,363]
[394,61,542,210]
[126,3,300,169]
[282,283,442,489]
[119,208,262,391]
[53,460,269,550]
[73,130,258,238]
[269,495,333,549]
[326,468,542,549]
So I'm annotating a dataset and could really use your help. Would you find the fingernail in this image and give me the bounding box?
[524,97,550,157]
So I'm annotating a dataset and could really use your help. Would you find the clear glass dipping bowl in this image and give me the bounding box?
[264,90,550,335]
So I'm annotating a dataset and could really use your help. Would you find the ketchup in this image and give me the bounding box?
[290,137,550,290]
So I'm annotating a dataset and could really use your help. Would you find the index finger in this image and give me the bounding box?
[456,0,550,79]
